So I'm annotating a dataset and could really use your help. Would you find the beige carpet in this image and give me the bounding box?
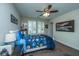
[24,41,79,56]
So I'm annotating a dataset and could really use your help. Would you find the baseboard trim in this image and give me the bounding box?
[55,40,79,52]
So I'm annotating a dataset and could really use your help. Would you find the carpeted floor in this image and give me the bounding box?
[24,41,79,56]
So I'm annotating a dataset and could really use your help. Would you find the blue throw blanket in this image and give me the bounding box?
[15,31,55,53]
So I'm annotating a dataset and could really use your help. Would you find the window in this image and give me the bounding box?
[28,21,36,34]
[37,21,44,34]
[28,20,44,34]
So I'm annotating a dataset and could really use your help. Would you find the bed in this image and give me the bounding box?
[15,31,55,54]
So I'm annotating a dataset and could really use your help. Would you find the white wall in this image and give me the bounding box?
[0,3,21,44]
[50,8,79,50]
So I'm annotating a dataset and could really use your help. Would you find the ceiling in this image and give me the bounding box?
[14,3,79,20]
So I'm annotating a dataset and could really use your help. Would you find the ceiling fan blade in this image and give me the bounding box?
[50,10,58,13]
[48,5,52,9]
[36,10,43,12]
[40,14,43,16]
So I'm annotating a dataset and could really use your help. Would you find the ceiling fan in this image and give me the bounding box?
[36,5,58,17]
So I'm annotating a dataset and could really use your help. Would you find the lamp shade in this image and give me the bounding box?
[5,33,16,43]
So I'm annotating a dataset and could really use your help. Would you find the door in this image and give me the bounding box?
[48,22,53,38]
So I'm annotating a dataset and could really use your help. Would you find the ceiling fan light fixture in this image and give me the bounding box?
[43,12,50,17]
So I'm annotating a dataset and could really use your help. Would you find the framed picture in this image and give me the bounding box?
[45,24,48,29]
[11,14,18,24]
[56,20,74,32]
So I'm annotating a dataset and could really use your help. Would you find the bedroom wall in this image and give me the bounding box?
[0,3,21,44]
[50,8,79,50]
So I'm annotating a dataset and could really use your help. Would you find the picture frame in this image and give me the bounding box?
[45,24,48,29]
[56,20,74,32]
[11,14,18,25]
